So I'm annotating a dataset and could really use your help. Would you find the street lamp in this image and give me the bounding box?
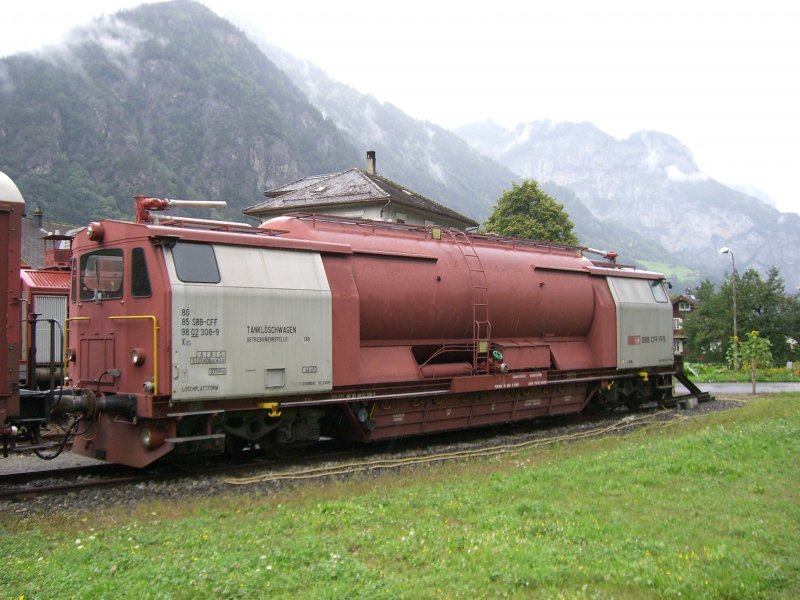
[719,247,738,369]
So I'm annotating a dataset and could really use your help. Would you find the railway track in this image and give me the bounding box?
[0,442,368,501]
[225,406,692,486]
[0,464,147,500]
[1,401,718,502]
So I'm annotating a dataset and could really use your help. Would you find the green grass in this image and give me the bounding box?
[636,260,699,283]
[687,362,800,383]
[3,395,800,599]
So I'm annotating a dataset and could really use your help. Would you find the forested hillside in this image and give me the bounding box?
[0,1,358,223]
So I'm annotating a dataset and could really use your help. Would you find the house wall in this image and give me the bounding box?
[671,296,695,355]
[258,203,472,230]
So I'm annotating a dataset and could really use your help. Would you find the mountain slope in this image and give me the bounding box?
[257,43,519,222]
[458,120,800,288]
[0,0,358,223]
[257,44,694,275]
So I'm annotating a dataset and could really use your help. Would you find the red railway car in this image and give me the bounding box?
[58,209,674,467]
[20,266,70,390]
[2,171,683,467]
[0,171,24,438]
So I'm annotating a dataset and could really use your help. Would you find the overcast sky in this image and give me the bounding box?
[3,0,798,215]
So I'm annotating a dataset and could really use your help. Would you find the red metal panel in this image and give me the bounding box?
[79,338,115,385]
[320,255,361,386]
[1,200,23,421]
[361,382,589,440]
[587,278,617,368]
[499,342,550,370]
[21,269,71,292]
[549,341,596,370]
[359,346,420,383]
[71,413,174,467]
[450,371,547,393]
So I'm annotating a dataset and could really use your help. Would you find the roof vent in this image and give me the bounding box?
[366,150,376,176]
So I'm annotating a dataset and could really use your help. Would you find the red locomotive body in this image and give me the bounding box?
[2,169,679,467]
[60,212,673,467]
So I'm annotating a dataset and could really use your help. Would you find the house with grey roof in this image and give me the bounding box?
[243,151,478,230]
[21,209,77,269]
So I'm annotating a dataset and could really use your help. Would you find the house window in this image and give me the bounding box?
[673,317,683,330]
[679,302,692,312]
[396,212,407,224]
[673,339,684,354]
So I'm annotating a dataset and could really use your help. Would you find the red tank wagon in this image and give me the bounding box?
[57,210,675,467]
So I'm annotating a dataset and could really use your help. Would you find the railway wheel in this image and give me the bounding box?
[259,431,313,460]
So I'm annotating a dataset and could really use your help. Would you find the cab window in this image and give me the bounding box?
[80,249,123,301]
[650,280,669,303]
[172,242,220,284]
[131,247,152,297]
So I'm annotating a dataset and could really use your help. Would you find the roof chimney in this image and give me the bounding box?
[33,207,43,229]
[366,150,376,176]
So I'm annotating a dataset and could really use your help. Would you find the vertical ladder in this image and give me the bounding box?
[447,230,491,374]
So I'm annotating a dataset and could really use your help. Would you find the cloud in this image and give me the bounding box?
[29,15,156,78]
[665,164,708,183]
[0,63,14,95]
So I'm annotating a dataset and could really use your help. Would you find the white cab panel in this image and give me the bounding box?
[168,242,332,401]
[607,277,673,369]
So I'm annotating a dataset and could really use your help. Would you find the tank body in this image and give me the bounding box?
[259,215,619,386]
[264,215,598,343]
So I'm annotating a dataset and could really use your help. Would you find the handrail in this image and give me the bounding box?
[108,315,160,395]
[64,317,91,381]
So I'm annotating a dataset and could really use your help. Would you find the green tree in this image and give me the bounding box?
[483,180,579,245]
[684,267,800,365]
[684,279,729,362]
